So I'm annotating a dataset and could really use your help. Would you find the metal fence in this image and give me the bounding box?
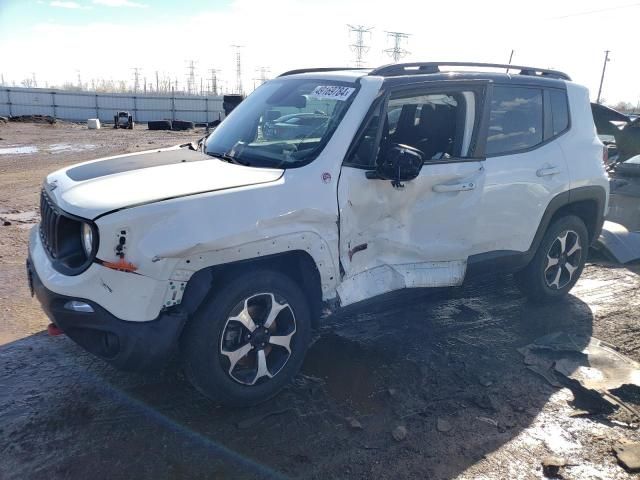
[0,87,225,124]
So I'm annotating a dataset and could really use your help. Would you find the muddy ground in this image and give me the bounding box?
[1,122,639,479]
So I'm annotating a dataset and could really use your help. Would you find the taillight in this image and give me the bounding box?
[603,146,609,167]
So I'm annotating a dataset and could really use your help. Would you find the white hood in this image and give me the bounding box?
[45,146,284,219]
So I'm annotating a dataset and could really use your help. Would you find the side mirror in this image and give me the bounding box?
[367,144,424,187]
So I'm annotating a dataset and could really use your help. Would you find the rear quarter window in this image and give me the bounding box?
[486,86,543,156]
[549,89,569,135]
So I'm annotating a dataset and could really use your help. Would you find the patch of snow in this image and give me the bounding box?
[0,146,39,155]
[48,143,97,154]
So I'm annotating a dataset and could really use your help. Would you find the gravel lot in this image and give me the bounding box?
[1,121,639,480]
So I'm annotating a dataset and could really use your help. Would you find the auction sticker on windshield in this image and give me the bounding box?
[310,85,355,101]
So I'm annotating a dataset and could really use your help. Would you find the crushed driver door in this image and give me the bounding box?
[337,81,489,306]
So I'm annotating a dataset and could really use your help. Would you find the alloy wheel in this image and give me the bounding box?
[544,229,582,290]
[219,292,296,385]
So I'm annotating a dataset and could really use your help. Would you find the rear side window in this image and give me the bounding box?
[549,89,569,135]
[486,86,543,156]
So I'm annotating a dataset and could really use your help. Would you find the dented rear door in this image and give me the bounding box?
[336,81,488,306]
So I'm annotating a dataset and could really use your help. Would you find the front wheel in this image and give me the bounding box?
[515,215,588,302]
[181,269,311,406]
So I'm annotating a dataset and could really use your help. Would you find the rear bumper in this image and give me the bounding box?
[27,257,186,371]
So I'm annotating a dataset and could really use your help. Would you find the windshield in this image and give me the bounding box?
[204,78,358,168]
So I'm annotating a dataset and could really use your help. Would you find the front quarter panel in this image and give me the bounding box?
[95,177,340,301]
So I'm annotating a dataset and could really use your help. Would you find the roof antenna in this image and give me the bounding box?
[506,50,514,74]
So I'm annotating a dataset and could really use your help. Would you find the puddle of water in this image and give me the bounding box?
[48,143,97,154]
[0,146,38,155]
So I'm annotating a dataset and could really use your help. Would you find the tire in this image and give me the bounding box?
[514,215,588,302]
[172,120,195,131]
[181,269,311,406]
[148,120,172,131]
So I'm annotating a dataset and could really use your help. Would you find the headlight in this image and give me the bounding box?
[81,222,93,256]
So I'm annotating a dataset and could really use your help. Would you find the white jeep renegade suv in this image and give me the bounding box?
[27,62,609,405]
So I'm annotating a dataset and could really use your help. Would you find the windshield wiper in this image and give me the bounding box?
[206,151,250,166]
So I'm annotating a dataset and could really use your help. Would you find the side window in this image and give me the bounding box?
[549,89,569,136]
[486,86,543,156]
[386,91,475,161]
[348,89,477,167]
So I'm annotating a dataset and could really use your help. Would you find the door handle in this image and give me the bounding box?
[536,166,560,177]
[432,182,476,193]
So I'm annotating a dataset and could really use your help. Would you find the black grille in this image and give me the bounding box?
[40,189,61,258]
[38,190,97,276]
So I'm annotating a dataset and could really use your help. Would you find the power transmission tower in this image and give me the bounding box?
[596,50,610,105]
[347,25,373,67]
[231,45,244,95]
[31,72,38,88]
[253,67,270,87]
[76,70,83,89]
[186,60,197,95]
[208,68,220,95]
[384,31,410,62]
[132,67,141,93]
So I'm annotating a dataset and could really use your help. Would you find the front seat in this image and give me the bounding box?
[416,104,456,159]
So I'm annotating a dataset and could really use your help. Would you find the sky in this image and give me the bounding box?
[0,0,639,105]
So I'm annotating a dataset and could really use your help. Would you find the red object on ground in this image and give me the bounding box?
[47,323,64,336]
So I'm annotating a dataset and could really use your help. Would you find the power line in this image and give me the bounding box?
[384,31,410,63]
[549,2,640,19]
[347,24,373,68]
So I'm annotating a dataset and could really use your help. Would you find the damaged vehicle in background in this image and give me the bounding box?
[27,62,608,406]
[591,102,640,168]
[262,111,329,140]
[590,103,640,257]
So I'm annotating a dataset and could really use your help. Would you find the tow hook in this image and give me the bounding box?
[47,323,64,336]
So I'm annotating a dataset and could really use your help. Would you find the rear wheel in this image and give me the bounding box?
[181,270,311,406]
[515,215,588,302]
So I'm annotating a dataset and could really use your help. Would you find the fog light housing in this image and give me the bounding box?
[64,300,94,313]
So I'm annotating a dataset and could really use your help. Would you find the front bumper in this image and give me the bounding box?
[27,256,186,371]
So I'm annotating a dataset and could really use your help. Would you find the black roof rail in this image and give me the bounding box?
[278,67,368,77]
[369,62,571,81]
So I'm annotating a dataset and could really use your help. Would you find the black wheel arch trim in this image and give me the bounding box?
[178,250,324,329]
